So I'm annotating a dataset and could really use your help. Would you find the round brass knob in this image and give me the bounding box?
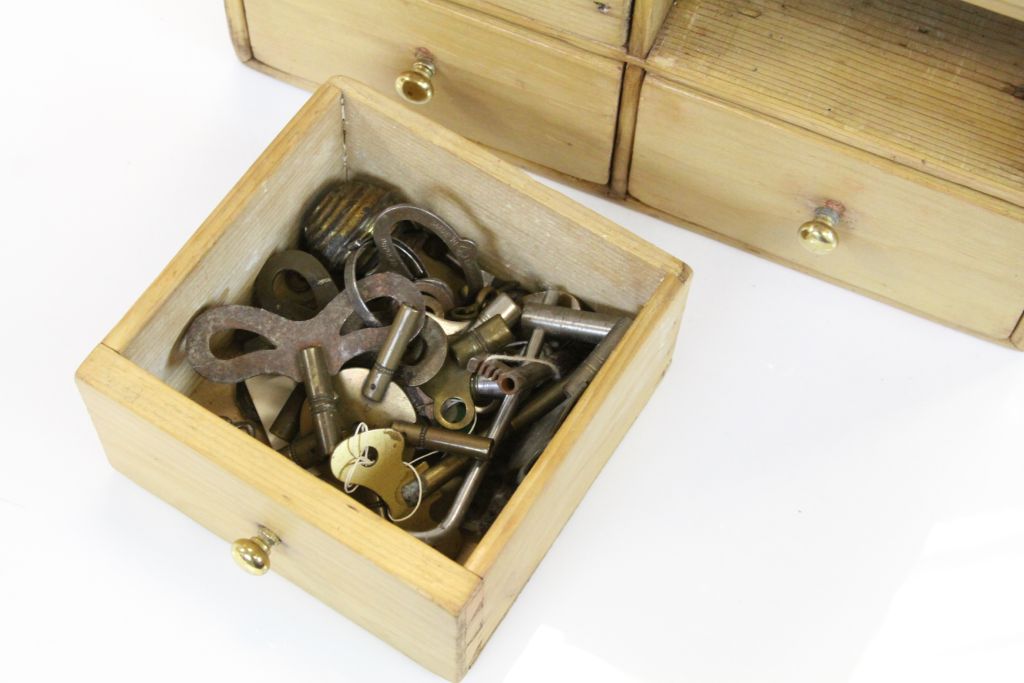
[395,58,436,105]
[231,525,281,576]
[798,206,843,255]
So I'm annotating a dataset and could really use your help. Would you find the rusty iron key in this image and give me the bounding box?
[186,272,427,456]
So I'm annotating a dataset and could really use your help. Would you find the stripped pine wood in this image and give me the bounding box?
[963,0,1024,21]
[646,0,1024,207]
[628,0,676,56]
[610,63,646,198]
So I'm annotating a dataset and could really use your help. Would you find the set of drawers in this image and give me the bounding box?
[225,0,1024,346]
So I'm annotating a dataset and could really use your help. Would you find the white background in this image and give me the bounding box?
[2,1,1023,681]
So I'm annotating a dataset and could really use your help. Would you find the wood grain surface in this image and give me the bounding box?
[646,0,1024,207]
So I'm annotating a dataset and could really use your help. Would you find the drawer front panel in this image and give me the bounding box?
[446,0,629,47]
[631,77,1024,339]
[244,0,623,184]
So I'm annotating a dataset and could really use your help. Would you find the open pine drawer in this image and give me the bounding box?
[75,77,690,680]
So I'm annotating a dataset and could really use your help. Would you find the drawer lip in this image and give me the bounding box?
[81,76,691,680]
[630,76,1024,342]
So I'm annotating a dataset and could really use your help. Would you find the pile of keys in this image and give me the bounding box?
[185,179,631,557]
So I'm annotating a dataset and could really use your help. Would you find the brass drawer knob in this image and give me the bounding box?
[231,525,281,576]
[798,205,843,255]
[395,54,436,105]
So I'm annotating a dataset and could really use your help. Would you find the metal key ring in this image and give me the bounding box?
[344,240,429,327]
[372,204,484,298]
[186,272,425,383]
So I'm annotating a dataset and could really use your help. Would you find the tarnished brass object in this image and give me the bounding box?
[278,431,322,468]
[253,250,339,320]
[364,304,424,402]
[391,420,493,460]
[400,454,472,507]
[450,315,515,367]
[395,55,436,105]
[421,362,476,430]
[468,292,521,330]
[231,525,281,576]
[798,205,842,254]
[511,317,631,432]
[298,346,343,458]
[270,385,305,442]
[303,179,403,271]
[331,429,413,517]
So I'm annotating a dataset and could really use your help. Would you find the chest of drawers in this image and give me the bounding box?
[225,0,1024,347]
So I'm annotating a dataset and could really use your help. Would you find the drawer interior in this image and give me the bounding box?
[102,81,678,572]
[645,0,1024,207]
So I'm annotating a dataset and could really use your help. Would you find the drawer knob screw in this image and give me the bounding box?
[395,52,436,105]
[231,525,281,576]
[798,205,843,254]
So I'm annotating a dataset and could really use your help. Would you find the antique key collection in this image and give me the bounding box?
[185,178,631,557]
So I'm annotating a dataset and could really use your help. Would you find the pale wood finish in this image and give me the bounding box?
[223,0,252,61]
[77,345,479,680]
[463,270,689,664]
[628,0,676,56]
[81,78,688,680]
[963,0,1024,21]
[1013,311,1024,350]
[610,63,646,198]
[446,0,630,48]
[630,78,1024,341]
[241,0,623,184]
[646,0,1024,208]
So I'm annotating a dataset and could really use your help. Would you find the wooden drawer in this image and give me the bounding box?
[630,77,1024,341]
[231,0,623,184]
[76,78,690,681]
